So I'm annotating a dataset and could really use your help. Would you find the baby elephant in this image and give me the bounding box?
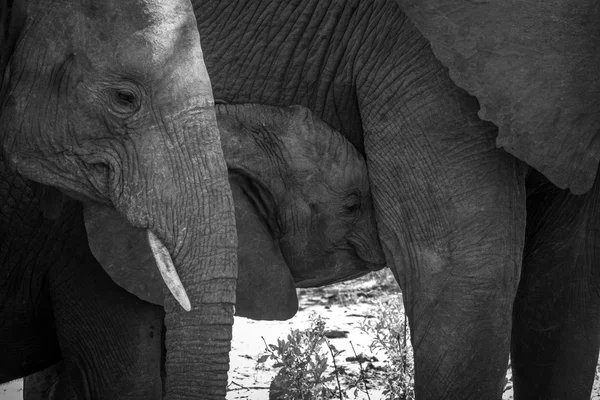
[218,103,386,319]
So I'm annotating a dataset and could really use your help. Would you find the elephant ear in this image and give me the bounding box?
[231,175,298,321]
[83,202,165,306]
[397,0,600,194]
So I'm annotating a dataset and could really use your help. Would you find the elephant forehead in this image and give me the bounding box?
[60,0,211,105]
[327,147,369,193]
[81,0,198,67]
[286,130,368,189]
[28,0,200,76]
[294,163,369,204]
[290,145,366,184]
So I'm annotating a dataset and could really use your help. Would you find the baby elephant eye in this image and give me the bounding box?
[345,202,361,215]
[343,190,362,215]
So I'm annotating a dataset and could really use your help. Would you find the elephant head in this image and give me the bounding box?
[218,103,386,317]
[0,0,237,397]
[85,103,386,321]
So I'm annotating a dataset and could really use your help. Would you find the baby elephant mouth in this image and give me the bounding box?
[292,246,383,289]
[345,245,386,272]
[347,235,386,270]
[294,269,372,288]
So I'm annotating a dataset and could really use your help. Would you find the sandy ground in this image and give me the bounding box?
[3,271,600,400]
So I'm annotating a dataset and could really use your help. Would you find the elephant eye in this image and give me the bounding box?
[343,190,362,215]
[116,90,136,106]
[345,202,361,214]
[110,88,140,114]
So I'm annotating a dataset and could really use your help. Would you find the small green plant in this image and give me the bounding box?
[361,295,415,400]
[257,314,342,399]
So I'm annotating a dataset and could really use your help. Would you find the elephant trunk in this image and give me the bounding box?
[112,104,237,399]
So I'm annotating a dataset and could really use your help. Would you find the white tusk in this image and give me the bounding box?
[147,230,192,312]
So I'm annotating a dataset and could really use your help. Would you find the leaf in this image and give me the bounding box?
[257,354,269,363]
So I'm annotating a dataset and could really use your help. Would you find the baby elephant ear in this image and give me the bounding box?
[83,202,165,306]
[231,180,298,321]
[398,0,600,194]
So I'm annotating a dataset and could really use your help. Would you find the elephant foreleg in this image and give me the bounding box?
[511,170,600,399]
[356,8,527,398]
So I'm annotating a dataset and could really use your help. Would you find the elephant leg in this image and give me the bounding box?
[47,211,165,399]
[511,171,600,399]
[363,89,526,399]
[354,11,527,399]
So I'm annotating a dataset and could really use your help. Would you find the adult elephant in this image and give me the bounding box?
[191,1,600,399]
[1,0,238,398]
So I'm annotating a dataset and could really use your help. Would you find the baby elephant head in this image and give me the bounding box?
[217,104,386,292]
